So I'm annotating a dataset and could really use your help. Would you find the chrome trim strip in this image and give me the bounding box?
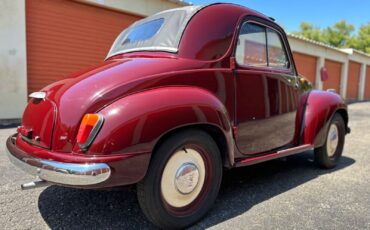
[106,46,178,59]
[6,136,111,186]
[326,89,337,94]
[236,144,314,167]
[276,144,313,155]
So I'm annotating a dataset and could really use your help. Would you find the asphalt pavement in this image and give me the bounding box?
[0,102,369,229]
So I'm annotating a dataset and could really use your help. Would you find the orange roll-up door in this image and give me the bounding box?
[26,0,142,94]
[323,59,342,93]
[347,61,361,100]
[292,52,317,86]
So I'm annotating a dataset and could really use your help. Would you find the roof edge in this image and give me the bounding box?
[288,33,348,54]
[166,0,192,6]
[77,0,192,17]
[288,33,370,58]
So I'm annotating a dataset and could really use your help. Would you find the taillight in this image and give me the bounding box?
[76,114,104,150]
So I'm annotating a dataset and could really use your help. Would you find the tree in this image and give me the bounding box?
[294,22,322,42]
[321,20,355,47]
[352,22,370,53]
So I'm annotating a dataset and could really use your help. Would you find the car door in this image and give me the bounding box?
[234,18,300,155]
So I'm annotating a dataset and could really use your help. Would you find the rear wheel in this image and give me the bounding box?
[314,114,346,169]
[137,129,222,229]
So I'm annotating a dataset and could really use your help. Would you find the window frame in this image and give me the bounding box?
[234,16,295,74]
[266,27,290,69]
[235,22,269,67]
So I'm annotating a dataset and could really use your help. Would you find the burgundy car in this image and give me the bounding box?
[6,3,350,228]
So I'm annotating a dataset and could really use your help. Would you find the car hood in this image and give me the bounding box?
[41,57,204,152]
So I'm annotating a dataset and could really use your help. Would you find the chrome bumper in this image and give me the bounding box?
[6,135,111,186]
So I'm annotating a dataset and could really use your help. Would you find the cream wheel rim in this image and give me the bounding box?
[161,148,206,208]
[326,124,339,157]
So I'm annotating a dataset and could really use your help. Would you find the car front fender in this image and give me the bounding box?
[303,90,348,147]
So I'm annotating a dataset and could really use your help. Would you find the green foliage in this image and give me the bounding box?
[296,22,322,42]
[293,20,370,54]
[353,22,370,53]
[321,20,354,47]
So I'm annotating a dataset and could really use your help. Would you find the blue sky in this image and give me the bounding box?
[189,0,370,33]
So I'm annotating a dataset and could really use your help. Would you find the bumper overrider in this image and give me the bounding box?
[6,135,111,187]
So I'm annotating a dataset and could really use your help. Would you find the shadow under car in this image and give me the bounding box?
[37,151,355,229]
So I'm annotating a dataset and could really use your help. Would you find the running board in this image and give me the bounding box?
[235,144,314,167]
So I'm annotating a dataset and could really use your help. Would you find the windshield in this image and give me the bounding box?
[107,5,203,58]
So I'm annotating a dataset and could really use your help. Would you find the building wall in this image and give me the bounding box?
[0,0,28,120]
[1,2,370,120]
[288,35,370,101]
[365,65,370,100]
[0,0,186,120]
[82,0,189,16]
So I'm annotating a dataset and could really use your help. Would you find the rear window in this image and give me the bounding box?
[122,18,164,45]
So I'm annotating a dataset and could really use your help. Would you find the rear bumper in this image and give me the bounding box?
[6,135,111,186]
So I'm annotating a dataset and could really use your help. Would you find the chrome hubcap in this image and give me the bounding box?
[175,163,200,194]
[161,148,205,208]
[326,124,339,157]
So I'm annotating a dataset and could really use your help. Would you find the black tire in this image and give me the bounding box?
[314,113,346,169]
[137,129,222,229]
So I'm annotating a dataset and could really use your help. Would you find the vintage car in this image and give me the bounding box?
[6,3,350,228]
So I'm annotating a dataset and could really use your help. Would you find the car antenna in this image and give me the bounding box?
[269,17,275,21]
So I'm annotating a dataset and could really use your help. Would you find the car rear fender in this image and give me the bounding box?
[87,86,234,164]
[302,90,348,147]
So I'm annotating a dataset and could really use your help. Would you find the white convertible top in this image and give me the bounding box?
[107,5,205,58]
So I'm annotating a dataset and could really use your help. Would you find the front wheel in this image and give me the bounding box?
[137,129,222,229]
[314,113,346,169]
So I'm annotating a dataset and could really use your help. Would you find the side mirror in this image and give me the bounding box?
[320,67,329,82]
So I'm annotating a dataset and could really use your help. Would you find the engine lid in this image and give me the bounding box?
[19,97,56,149]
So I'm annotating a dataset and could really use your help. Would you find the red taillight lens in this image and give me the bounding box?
[76,114,104,149]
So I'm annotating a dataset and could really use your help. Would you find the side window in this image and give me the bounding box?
[235,21,290,69]
[267,28,289,68]
[235,23,267,67]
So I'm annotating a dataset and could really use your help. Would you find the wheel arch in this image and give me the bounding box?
[302,90,349,148]
[152,124,233,169]
[336,108,349,130]
[91,86,235,163]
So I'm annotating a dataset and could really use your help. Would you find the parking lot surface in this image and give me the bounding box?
[0,102,369,229]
